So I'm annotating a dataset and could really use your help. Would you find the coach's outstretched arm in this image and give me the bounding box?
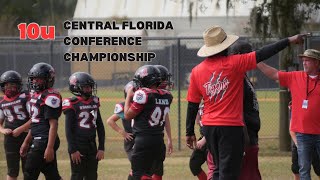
[255,34,306,63]
[257,62,279,81]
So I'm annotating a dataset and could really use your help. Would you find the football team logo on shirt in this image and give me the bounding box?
[45,95,61,108]
[51,98,57,105]
[133,90,147,104]
[203,71,230,102]
[136,92,143,101]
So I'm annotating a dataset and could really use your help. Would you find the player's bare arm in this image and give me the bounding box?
[289,120,298,147]
[124,87,138,120]
[196,136,206,149]
[45,118,58,163]
[12,119,31,137]
[20,130,32,157]
[257,62,279,81]
[107,114,133,141]
[0,118,12,135]
[96,109,105,161]
[164,114,173,155]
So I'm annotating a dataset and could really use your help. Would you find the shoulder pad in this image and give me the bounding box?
[114,103,124,114]
[62,98,76,111]
[45,95,61,108]
[62,98,71,107]
[133,89,148,104]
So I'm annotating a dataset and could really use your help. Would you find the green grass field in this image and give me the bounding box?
[0,89,308,179]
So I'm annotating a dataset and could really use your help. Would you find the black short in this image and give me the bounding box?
[70,141,98,180]
[4,132,27,177]
[291,143,320,175]
[189,140,207,176]
[151,143,166,176]
[24,137,61,180]
[131,135,165,179]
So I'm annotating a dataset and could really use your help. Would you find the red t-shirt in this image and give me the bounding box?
[187,52,257,126]
[279,71,320,134]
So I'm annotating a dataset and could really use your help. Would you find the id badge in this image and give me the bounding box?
[302,100,308,109]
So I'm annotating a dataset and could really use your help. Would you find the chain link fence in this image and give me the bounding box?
[0,35,319,161]
[0,36,320,142]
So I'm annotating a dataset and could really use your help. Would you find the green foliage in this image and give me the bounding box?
[248,0,320,38]
[0,0,77,36]
[245,0,320,68]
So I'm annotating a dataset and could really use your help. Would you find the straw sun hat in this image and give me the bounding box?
[197,26,239,57]
[298,49,320,61]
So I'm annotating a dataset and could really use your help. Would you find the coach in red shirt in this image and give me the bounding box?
[185,26,305,180]
[257,49,320,180]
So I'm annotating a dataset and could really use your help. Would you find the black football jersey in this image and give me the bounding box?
[114,102,133,133]
[243,76,260,145]
[28,88,62,139]
[63,96,102,143]
[130,88,173,135]
[0,91,30,130]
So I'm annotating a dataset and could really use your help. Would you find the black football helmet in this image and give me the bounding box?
[154,65,173,90]
[69,72,97,97]
[133,65,161,88]
[28,62,55,92]
[0,70,23,96]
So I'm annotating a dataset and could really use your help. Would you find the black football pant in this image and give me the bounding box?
[124,138,135,162]
[151,143,166,176]
[4,132,27,177]
[70,141,98,180]
[24,137,61,180]
[203,126,244,180]
[189,136,207,176]
[130,134,164,180]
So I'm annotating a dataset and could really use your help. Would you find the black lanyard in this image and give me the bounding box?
[306,75,319,100]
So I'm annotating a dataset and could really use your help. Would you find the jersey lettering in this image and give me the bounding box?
[149,106,170,127]
[30,105,40,123]
[2,105,27,122]
[79,110,97,129]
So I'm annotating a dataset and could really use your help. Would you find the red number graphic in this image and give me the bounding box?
[18,23,55,40]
